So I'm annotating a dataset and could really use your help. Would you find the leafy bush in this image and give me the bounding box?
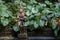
[13,0,60,36]
[0,0,60,36]
[0,0,14,26]
[0,0,16,32]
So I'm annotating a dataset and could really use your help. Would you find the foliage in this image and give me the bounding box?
[13,0,60,36]
[0,0,14,26]
[0,0,60,36]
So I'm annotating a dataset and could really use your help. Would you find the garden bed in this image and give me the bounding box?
[0,0,60,40]
[27,28,60,40]
[27,28,54,36]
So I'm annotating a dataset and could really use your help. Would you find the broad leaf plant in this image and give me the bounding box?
[0,0,60,36]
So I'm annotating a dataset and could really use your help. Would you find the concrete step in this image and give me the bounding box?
[28,36,55,40]
[0,37,15,40]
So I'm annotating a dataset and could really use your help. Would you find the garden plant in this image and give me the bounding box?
[0,0,60,36]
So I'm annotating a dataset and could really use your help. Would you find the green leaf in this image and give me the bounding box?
[41,16,47,20]
[42,8,50,14]
[54,29,58,36]
[1,17,9,26]
[1,11,9,17]
[1,5,7,10]
[34,13,40,16]
[14,0,21,5]
[30,20,34,25]
[32,7,38,13]
[7,11,13,18]
[13,24,19,32]
[0,0,4,4]
[47,13,54,18]
[39,20,45,27]
[55,3,60,12]
[29,0,37,4]
[38,3,46,8]
[52,21,58,30]
[23,21,30,26]
[26,11,32,16]
[55,12,60,18]
[29,15,34,19]
[45,1,52,5]
[34,21,38,28]
[26,5,32,10]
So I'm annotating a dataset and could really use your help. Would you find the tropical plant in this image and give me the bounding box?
[0,0,17,32]
[0,0,14,26]
[12,0,60,36]
[0,0,60,36]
